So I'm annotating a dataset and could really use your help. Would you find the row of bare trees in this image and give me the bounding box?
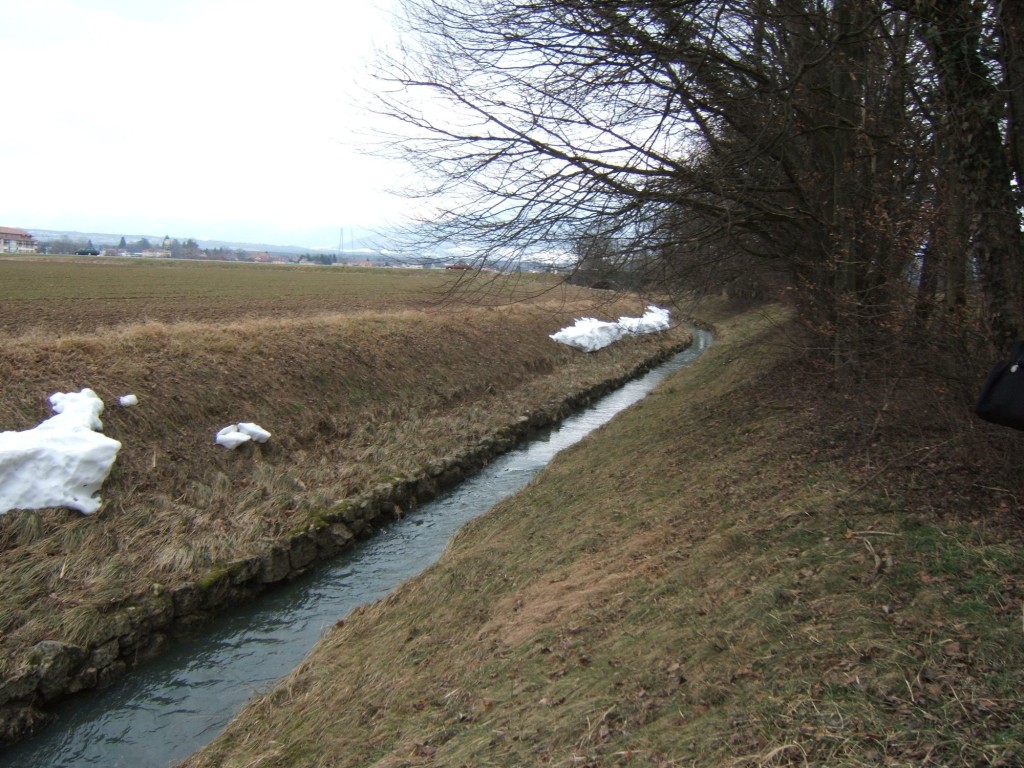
[373,0,1024,354]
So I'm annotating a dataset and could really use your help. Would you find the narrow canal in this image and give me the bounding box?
[0,329,712,768]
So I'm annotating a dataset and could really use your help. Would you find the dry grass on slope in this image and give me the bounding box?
[0,296,690,677]
[184,303,1024,768]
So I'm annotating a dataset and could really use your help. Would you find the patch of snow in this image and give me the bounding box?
[237,422,271,443]
[216,422,271,449]
[0,389,122,515]
[119,394,139,407]
[551,305,672,352]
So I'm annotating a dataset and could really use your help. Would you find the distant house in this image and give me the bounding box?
[140,248,172,259]
[445,262,475,270]
[0,227,37,253]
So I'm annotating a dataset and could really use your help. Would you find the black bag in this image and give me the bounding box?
[976,341,1024,430]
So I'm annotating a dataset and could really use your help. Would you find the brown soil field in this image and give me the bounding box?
[0,255,570,336]
[0,256,693,741]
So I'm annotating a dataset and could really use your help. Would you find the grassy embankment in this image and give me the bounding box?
[0,256,690,688]
[184,301,1024,768]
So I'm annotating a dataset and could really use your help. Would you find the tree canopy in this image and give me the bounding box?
[374,0,1024,355]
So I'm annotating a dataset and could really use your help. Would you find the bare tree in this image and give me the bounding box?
[372,0,1022,351]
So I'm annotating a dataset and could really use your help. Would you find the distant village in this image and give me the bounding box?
[0,226,393,267]
[0,226,558,273]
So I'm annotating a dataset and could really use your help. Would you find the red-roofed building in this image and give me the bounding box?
[0,227,37,253]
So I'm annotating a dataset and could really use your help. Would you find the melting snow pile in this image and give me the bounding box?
[0,385,273,514]
[550,305,671,352]
[0,389,122,515]
[216,422,272,449]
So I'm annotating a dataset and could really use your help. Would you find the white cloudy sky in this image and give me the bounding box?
[0,0,413,248]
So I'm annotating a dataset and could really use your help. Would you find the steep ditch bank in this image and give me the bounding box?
[0,332,694,745]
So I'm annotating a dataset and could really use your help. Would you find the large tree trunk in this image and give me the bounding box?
[924,0,1024,349]
[1000,0,1024,194]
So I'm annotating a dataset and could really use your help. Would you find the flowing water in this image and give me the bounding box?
[0,329,712,767]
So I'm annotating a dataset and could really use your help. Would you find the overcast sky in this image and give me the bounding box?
[0,0,412,249]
